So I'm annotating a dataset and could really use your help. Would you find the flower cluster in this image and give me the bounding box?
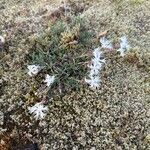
[100,36,131,56]
[85,36,130,89]
[27,65,55,87]
[85,47,105,89]
[27,65,55,119]
[28,102,48,120]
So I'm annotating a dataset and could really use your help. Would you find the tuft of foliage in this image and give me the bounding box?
[27,17,93,94]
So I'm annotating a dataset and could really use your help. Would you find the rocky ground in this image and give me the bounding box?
[0,0,150,150]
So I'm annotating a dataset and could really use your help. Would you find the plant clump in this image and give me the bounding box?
[27,17,93,94]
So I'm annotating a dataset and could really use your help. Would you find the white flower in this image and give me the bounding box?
[44,74,55,87]
[117,36,131,57]
[120,36,130,50]
[88,59,102,75]
[93,47,105,63]
[89,49,105,75]
[85,76,101,89]
[100,37,113,49]
[89,69,99,77]
[93,47,103,59]
[0,35,5,43]
[117,48,126,57]
[89,59,102,69]
[27,65,40,76]
[88,58,103,77]
[28,102,48,120]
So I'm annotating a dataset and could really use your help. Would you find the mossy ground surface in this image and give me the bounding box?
[0,0,150,149]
